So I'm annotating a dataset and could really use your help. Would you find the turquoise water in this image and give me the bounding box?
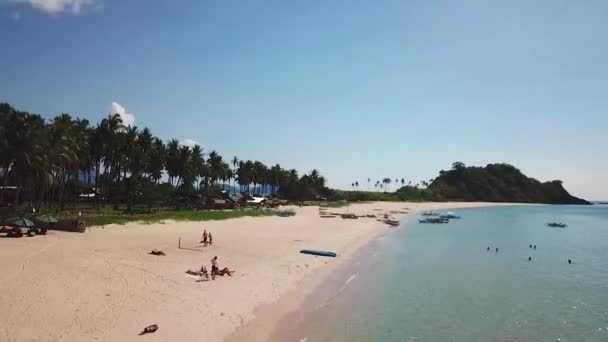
[280,205,608,342]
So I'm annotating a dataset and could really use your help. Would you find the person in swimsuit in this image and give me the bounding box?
[211,256,219,279]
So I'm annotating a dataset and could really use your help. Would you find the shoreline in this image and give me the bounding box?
[227,202,528,342]
[0,201,528,342]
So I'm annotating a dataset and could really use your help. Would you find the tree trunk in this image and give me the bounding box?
[0,162,10,202]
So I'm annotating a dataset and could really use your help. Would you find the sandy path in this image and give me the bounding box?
[0,202,522,342]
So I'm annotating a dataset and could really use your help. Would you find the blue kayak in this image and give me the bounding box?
[300,249,337,257]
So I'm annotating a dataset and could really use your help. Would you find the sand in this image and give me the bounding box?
[0,202,522,342]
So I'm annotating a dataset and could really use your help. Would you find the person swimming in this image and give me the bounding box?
[533,245,536,250]
[528,256,532,261]
[487,246,490,251]
[568,259,572,264]
[529,244,532,248]
[495,248,498,252]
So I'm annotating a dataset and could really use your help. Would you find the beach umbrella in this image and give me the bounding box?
[4,217,36,227]
[35,214,59,223]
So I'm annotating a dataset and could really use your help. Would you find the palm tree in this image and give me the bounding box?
[190,145,204,190]
[165,139,180,188]
[231,156,239,194]
[148,138,165,184]
[382,178,391,193]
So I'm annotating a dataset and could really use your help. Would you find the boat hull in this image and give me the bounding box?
[300,249,337,257]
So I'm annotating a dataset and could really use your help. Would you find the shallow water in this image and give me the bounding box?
[280,205,608,342]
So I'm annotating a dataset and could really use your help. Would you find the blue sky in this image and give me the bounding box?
[1,0,607,200]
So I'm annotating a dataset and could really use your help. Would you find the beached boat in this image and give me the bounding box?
[546,222,567,228]
[382,219,400,226]
[421,210,439,216]
[418,217,449,224]
[300,249,337,257]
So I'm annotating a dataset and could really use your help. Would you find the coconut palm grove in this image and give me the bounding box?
[0,103,331,212]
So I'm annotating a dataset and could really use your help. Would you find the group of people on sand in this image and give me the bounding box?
[201,229,213,246]
[210,256,234,279]
[185,229,234,280]
[187,256,233,280]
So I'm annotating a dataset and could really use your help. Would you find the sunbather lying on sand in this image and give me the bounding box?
[210,256,234,280]
[149,249,165,256]
[185,266,209,279]
[213,267,234,278]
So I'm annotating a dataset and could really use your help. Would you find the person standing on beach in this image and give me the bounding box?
[211,256,219,279]
[209,233,213,246]
[201,230,208,244]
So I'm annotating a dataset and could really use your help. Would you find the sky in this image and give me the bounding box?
[1,0,607,200]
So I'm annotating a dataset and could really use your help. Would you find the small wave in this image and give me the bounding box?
[345,274,358,285]
[315,273,359,310]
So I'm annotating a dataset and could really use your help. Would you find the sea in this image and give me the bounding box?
[271,204,608,342]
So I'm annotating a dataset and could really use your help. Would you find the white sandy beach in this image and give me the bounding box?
[0,202,522,342]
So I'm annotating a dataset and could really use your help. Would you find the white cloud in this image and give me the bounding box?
[8,0,99,14]
[110,102,135,127]
[179,139,199,148]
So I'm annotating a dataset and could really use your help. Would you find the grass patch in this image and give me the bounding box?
[276,209,296,217]
[319,201,351,208]
[86,209,277,227]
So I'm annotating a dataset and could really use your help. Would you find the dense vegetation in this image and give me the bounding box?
[340,162,589,204]
[0,103,331,212]
[425,162,589,204]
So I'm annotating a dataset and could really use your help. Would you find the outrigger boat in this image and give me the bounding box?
[440,212,461,219]
[546,222,567,228]
[418,217,449,224]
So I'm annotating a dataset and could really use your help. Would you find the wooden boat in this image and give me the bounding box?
[320,215,337,218]
[341,213,358,219]
[421,211,439,216]
[300,249,337,257]
[418,217,449,224]
[546,222,567,228]
[382,219,400,226]
[440,212,461,219]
